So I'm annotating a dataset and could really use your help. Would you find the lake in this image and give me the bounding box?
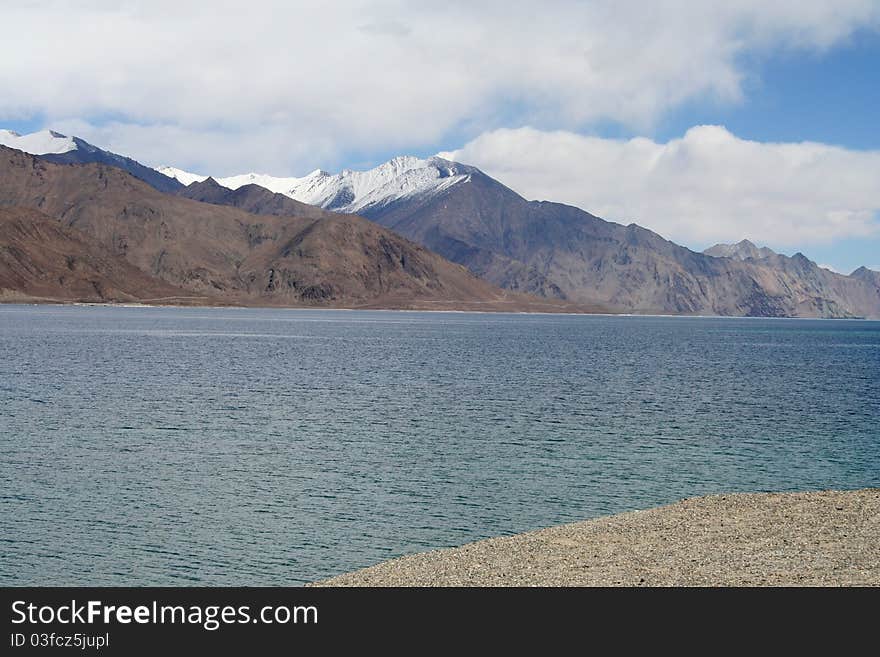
[1,305,878,585]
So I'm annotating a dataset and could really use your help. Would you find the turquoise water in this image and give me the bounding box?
[1,305,878,585]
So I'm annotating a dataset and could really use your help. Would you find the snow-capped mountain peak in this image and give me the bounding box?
[156,166,208,187]
[0,128,78,155]
[155,155,477,214]
[3,129,476,213]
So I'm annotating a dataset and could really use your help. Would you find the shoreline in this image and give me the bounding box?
[311,489,880,587]
[1,299,876,320]
[0,294,605,316]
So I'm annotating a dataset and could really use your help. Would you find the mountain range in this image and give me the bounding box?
[163,152,880,318]
[157,155,475,216]
[1,145,587,311]
[1,129,878,317]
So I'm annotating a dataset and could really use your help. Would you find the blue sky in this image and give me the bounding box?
[655,29,880,151]
[631,30,880,272]
[1,2,878,273]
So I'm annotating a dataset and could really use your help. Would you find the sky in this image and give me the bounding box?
[2,0,879,273]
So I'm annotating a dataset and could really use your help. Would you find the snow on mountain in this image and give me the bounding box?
[5,128,475,206]
[156,166,208,187]
[0,129,77,155]
[156,155,477,214]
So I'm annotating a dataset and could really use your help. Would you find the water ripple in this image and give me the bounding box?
[0,306,878,585]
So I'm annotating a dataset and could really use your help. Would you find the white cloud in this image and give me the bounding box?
[2,1,878,173]
[442,125,880,247]
[818,264,840,273]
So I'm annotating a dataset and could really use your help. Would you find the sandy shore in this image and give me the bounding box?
[312,489,880,586]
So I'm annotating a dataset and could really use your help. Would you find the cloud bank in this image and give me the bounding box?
[442,125,880,248]
[2,1,878,173]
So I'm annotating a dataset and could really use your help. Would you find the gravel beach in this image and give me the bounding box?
[312,489,880,586]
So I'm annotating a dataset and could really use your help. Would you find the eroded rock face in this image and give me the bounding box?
[0,206,186,303]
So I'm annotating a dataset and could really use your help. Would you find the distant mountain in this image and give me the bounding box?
[0,206,186,303]
[0,146,585,312]
[161,156,880,317]
[162,157,566,298]
[850,266,880,286]
[7,131,876,317]
[704,239,777,261]
[1,129,182,194]
[159,156,478,215]
[344,162,880,318]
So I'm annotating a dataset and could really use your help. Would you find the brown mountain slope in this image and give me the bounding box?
[177,177,328,219]
[0,146,595,311]
[184,177,569,298]
[0,207,189,303]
